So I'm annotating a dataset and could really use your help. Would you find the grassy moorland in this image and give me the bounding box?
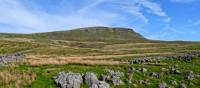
[0,27,200,88]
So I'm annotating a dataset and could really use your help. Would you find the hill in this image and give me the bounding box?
[0,27,200,88]
[0,27,149,43]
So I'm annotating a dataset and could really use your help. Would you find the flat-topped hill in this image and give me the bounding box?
[0,27,149,43]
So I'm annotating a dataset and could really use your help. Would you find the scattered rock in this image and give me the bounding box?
[170,67,180,74]
[97,81,110,88]
[129,52,200,65]
[170,80,177,86]
[84,72,110,88]
[99,74,108,82]
[150,72,160,79]
[185,71,195,80]
[140,68,147,72]
[54,72,83,88]
[106,70,124,86]
[55,72,110,88]
[179,83,187,88]
[84,72,99,87]
[0,53,25,66]
[159,82,167,88]
[139,79,150,86]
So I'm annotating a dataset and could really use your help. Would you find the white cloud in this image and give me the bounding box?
[78,0,105,15]
[0,0,169,33]
[138,0,167,17]
[0,0,114,33]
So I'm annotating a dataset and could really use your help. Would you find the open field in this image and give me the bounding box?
[1,57,200,88]
[0,35,200,88]
[0,0,200,87]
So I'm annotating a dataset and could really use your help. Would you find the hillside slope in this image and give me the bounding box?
[0,27,149,43]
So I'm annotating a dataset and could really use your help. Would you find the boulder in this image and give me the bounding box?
[139,79,150,86]
[150,72,160,79]
[97,81,110,88]
[170,67,180,74]
[179,83,187,88]
[84,72,99,87]
[106,70,124,86]
[159,82,167,88]
[54,72,83,88]
[170,80,177,86]
[140,68,147,72]
[99,74,108,82]
[185,71,195,80]
[84,72,110,88]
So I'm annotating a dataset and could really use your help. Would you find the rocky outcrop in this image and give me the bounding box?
[159,82,167,88]
[84,72,99,87]
[54,72,83,88]
[106,70,124,86]
[0,53,25,66]
[170,66,181,74]
[96,81,110,88]
[185,71,195,80]
[150,72,161,79]
[55,72,110,88]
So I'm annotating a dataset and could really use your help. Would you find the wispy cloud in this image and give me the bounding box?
[0,0,168,33]
[139,0,167,17]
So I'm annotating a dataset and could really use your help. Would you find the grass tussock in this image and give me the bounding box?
[0,64,36,88]
[26,55,124,66]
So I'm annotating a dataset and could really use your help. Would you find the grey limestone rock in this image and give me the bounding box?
[106,70,124,86]
[84,72,99,87]
[185,71,195,80]
[170,80,177,86]
[0,53,25,66]
[159,82,167,88]
[179,83,187,88]
[84,72,110,88]
[54,72,83,88]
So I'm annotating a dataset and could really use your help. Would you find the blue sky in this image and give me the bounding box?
[0,0,200,41]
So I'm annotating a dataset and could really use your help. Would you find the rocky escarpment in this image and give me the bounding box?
[0,53,25,66]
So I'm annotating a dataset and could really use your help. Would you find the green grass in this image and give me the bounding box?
[0,40,41,55]
[0,57,197,88]
[0,34,200,88]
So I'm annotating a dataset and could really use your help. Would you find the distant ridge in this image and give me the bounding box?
[31,26,149,43]
[0,26,199,43]
[0,26,148,43]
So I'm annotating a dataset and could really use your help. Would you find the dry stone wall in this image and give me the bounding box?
[129,52,200,65]
[0,53,25,66]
